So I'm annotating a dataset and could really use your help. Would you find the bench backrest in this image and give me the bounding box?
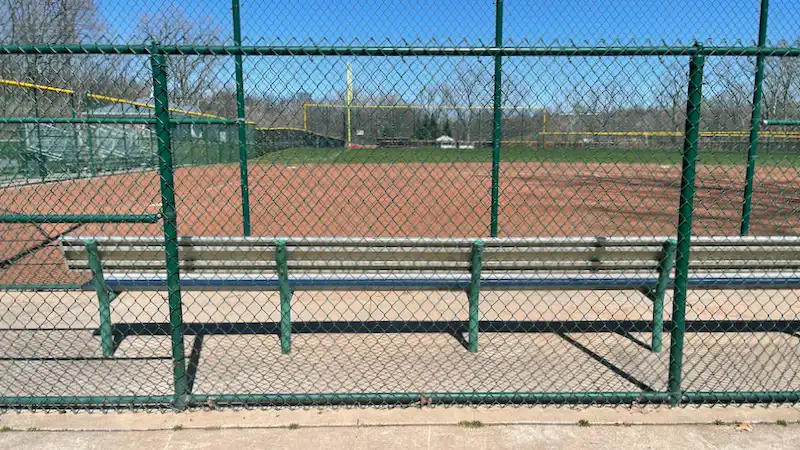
[61,236,674,275]
[688,236,800,271]
[62,236,800,275]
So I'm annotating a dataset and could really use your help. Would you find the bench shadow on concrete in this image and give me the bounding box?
[103,318,800,340]
[81,319,800,394]
[5,319,798,359]
[3,319,799,396]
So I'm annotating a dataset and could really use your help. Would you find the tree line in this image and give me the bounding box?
[2,1,800,147]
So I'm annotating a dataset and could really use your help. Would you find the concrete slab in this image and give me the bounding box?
[0,423,799,450]
[1,405,799,431]
[1,289,799,403]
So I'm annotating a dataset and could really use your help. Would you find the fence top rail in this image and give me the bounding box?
[2,44,800,57]
[763,120,800,126]
[0,117,235,125]
[0,117,156,125]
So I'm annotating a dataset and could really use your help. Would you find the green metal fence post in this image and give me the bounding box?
[84,239,116,358]
[32,88,47,181]
[151,44,188,409]
[122,124,129,171]
[84,90,96,177]
[650,238,676,353]
[467,239,484,353]
[667,50,705,405]
[232,0,252,236]
[70,93,81,177]
[740,0,770,236]
[16,125,27,178]
[275,239,292,354]
[490,0,504,237]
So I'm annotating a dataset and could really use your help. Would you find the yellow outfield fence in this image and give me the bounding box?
[540,130,800,139]
[0,78,257,124]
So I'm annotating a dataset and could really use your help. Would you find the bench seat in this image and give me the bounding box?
[94,273,667,290]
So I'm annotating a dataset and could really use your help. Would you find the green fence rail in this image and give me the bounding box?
[1,0,800,410]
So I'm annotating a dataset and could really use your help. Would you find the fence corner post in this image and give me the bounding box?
[740,0,770,236]
[232,0,252,237]
[490,0,504,238]
[151,42,188,410]
[667,47,705,405]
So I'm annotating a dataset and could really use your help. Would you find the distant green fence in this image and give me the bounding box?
[0,123,274,182]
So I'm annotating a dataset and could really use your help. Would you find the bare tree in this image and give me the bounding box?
[432,63,491,142]
[2,0,101,81]
[136,4,222,107]
[501,71,535,141]
[455,65,490,143]
[763,55,800,121]
[702,58,752,131]
[654,60,688,143]
[571,77,625,131]
[2,0,100,44]
[0,0,102,116]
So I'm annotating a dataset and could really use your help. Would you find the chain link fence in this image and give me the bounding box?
[0,0,799,410]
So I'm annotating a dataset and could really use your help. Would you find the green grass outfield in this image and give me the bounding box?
[254,146,800,167]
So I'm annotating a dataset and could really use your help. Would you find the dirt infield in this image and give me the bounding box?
[0,160,799,285]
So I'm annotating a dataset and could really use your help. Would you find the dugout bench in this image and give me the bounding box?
[61,235,800,358]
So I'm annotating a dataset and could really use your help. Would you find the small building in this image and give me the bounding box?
[86,98,229,143]
[436,135,456,149]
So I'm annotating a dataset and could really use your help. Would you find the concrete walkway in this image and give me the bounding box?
[2,423,799,449]
[1,406,798,449]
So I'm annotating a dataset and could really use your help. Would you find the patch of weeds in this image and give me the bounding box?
[0,426,11,433]
[777,420,788,427]
[712,420,725,426]
[577,420,590,427]
[25,427,38,432]
[458,420,483,429]
[172,425,184,431]
[287,423,300,430]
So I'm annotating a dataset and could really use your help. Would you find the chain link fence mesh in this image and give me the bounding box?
[0,0,799,410]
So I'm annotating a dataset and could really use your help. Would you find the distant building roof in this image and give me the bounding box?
[436,135,455,142]
[86,97,199,118]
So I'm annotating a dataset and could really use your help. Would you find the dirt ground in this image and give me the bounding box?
[1,161,798,285]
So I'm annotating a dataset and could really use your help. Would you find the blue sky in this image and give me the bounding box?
[92,0,797,111]
[98,0,797,46]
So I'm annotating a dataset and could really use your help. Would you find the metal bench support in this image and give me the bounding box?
[650,238,677,353]
[467,239,484,353]
[275,239,292,354]
[84,239,118,357]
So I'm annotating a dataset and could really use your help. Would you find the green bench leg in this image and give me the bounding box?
[275,239,292,354]
[650,238,677,353]
[467,240,484,353]
[85,239,117,358]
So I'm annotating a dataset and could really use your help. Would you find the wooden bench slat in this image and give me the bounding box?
[67,261,665,273]
[66,248,666,264]
[61,236,800,280]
